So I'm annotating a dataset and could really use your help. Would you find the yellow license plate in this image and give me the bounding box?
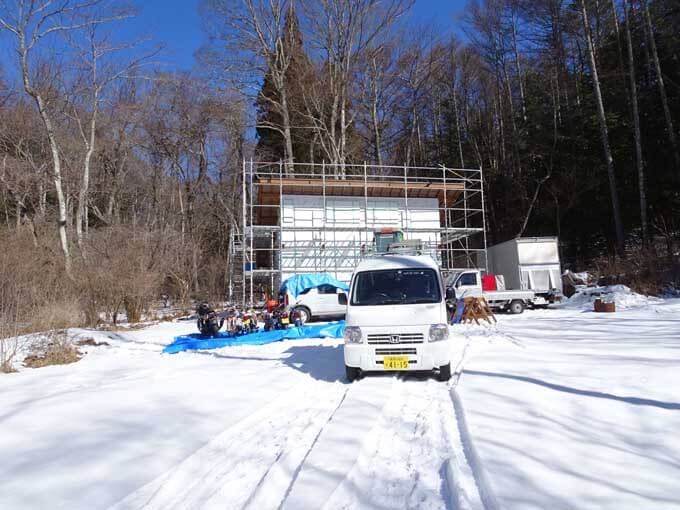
[243,319,250,325]
[281,318,290,325]
[383,356,409,370]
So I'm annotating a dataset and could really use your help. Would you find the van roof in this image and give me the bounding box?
[354,254,440,273]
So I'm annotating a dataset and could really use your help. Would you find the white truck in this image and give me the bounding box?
[341,254,452,382]
[451,237,563,314]
[447,269,542,314]
[485,237,563,299]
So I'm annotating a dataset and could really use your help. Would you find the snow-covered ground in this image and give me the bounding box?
[1,295,680,510]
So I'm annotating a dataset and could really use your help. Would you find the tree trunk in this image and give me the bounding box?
[580,0,625,255]
[38,181,46,218]
[511,13,527,122]
[623,0,647,244]
[20,41,71,274]
[453,88,465,168]
[77,111,96,256]
[279,82,295,175]
[371,95,383,166]
[36,94,72,274]
[641,0,680,171]
[517,174,551,237]
[329,88,339,172]
[340,91,347,175]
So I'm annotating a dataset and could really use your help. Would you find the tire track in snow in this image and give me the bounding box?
[317,377,460,510]
[272,388,350,510]
[279,375,397,510]
[447,387,500,510]
[442,336,500,510]
[443,386,500,510]
[108,380,348,510]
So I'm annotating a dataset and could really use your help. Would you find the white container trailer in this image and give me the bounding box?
[486,237,563,297]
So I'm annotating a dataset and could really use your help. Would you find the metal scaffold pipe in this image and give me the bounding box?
[234,161,486,288]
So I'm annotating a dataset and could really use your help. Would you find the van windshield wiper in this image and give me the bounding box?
[375,298,403,305]
[404,299,436,304]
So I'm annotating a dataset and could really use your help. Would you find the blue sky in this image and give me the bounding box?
[0,0,469,77]
[131,0,469,71]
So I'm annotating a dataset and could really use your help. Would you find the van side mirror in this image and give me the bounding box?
[338,293,348,305]
[445,287,456,301]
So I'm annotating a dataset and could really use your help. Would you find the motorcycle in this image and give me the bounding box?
[241,311,259,334]
[272,305,297,330]
[263,310,275,332]
[196,302,224,337]
[291,308,303,327]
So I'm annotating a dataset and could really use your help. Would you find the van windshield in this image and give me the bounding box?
[351,268,441,306]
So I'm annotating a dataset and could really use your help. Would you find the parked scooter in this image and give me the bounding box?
[196,302,224,337]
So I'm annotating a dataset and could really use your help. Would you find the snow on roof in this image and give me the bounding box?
[353,254,440,273]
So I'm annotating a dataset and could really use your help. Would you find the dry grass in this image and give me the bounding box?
[77,228,170,326]
[74,337,109,347]
[591,246,680,296]
[0,224,222,348]
[1,359,18,373]
[23,331,82,369]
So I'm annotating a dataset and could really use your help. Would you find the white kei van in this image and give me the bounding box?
[340,254,452,382]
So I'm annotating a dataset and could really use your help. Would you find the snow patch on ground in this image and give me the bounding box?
[557,284,664,310]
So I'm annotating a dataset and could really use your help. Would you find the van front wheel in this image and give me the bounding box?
[438,363,452,382]
[345,365,361,382]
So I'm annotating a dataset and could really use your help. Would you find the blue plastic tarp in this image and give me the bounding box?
[163,321,346,354]
[279,273,349,298]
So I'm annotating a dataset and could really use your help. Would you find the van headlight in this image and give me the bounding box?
[429,324,449,342]
[344,326,363,344]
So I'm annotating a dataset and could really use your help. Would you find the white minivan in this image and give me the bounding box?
[341,254,452,382]
[284,284,347,323]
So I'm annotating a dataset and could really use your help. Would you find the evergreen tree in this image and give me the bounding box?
[255,3,313,164]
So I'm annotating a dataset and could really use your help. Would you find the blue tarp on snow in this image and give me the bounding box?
[163,321,346,354]
[279,273,349,298]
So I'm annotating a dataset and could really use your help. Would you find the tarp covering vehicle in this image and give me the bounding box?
[279,273,349,299]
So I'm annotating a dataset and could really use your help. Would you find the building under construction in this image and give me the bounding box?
[230,161,487,306]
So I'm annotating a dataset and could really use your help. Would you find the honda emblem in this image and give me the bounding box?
[390,335,400,344]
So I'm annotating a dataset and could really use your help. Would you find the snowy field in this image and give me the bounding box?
[2,295,680,510]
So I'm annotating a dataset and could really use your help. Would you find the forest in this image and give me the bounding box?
[0,0,678,335]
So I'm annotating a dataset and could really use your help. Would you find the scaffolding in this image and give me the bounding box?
[232,161,487,306]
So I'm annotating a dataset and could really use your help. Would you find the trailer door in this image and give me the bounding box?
[520,265,562,293]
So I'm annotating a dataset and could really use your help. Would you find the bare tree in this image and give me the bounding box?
[0,64,12,107]
[579,0,625,254]
[67,21,155,254]
[0,0,127,275]
[395,36,445,166]
[356,44,398,166]
[623,0,647,244]
[301,0,412,172]
[507,0,526,122]
[640,0,679,172]
[202,0,297,173]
